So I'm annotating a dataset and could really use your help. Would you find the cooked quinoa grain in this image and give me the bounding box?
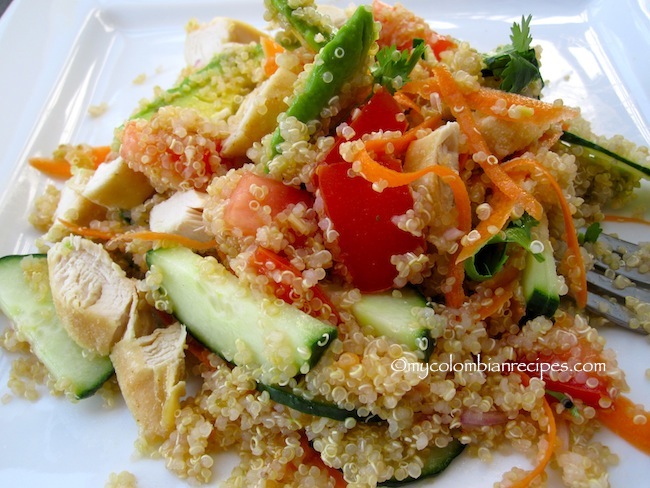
[2,2,650,487]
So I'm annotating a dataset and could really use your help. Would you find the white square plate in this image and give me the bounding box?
[0,1,648,486]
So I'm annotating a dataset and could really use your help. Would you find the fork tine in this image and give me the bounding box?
[586,269,650,304]
[580,229,649,333]
[592,233,649,285]
[585,291,648,334]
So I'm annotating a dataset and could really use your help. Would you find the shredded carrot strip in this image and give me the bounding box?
[113,231,217,250]
[603,214,650,226]
[509,373,558,488]
[473,265,520,320]
[363,114,442,155]
[502,158,588,308]
[29,145,112,179]
[393,91,423,117]
[58,219,216,250]
[91,145,112,166]
[399,78,440,98]
[456,190,517,263]
[445,250,466,308]
[465,87,579,126]
[29,157,73,178]
[535,128,564,152]
[261,36,284,77]
[509,397,557,488]
[356,147,471,232]
[431,64,543,220]
[58,219,116,239]
[597,395,650,455]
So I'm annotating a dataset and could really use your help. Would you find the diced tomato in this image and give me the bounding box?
[224,172,313,236]
[372,0,456,60]
[324,87,407,165]
[251,246,340,324]
[543,378,605,409]
[317,162,425,292]
[120,119,218,191]
[522,336,613,409]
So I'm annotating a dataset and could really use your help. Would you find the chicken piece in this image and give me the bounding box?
[110,323,187,444]
[185,17,268,68]
[149,190,212,242]
[47,236,136,356]
[221,67,297,159]
[44,169,106,243]
[404,121,460,187]
[404,122,461,247]
[82,156,154,209]
[475,114,547,159]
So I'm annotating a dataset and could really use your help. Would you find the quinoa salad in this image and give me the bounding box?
[0,1,649,487]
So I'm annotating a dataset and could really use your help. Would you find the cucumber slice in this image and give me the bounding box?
[560,131,650,180]
[379,438,465,486]
[0,255,114,399]
[146,247,337,383]
[257,383,378,422]
[351,288,434,360]
[522,241,560,319]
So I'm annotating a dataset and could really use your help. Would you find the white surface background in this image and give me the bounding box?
[0,0,648,486]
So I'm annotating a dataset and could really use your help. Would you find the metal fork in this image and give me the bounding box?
[584,232,650,334]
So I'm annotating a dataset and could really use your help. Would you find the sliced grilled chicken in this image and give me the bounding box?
[45,169,106,242]
[82,156,154,209]
[47,236,136,356]
[110,323,187,443]
[149,190,212,242]
[185,17,268,68]
[221,67,297,159]
[404,121,460,200]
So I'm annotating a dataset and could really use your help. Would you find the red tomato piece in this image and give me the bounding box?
[543,378,605,409]
[524,337,613,409]
[324,87,407,165]
[224,172,313,236]
[317,162,425,292]
[372,0,456,60]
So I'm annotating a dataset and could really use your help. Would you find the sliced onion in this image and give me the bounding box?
[461,408,508,427]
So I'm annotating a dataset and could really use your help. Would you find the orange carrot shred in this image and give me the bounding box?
[509,373,558,488]
[91,145,112,167]
[456,190,517,263]
[472,265,520,320]
[29,157,72,178]
[502,158,588,308]
[356,147,471,233]
[597,395,650,455]
[431,64,543,221]
[261,36,284,77]
[445,250,466,308]
[393,91,423,117]
[58,219,216,251]
[603,214,650,226]
[363,114,442,155]
[58,219,116,240]
[465,86,579,126]
[29,145,111,179]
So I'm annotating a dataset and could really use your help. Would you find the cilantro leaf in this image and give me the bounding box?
[499,54,541,94]
[371,40,426,94]
[578,222,603,244]
[464,213,543,281]
[482,15,543,94]
[511,14,533,52]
